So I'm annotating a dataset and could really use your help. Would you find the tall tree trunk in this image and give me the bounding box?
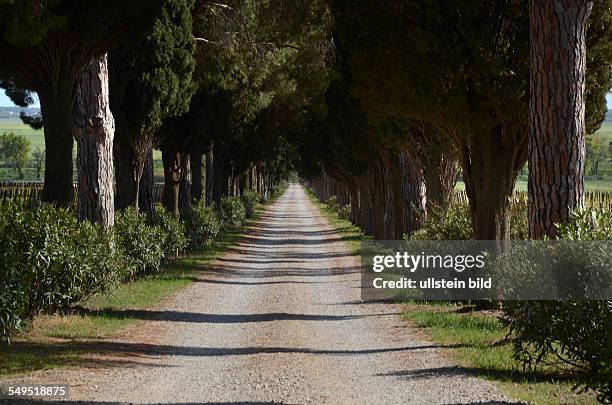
[424,137,458,209]
[205,146,214,206]
[461,125,523,240]
[114,137,151,214]
[73,54,115,228]
[138,149,154,217]
[39,79,75,207]
[162,145,182,218]
[528,0,592,238]
[387,153,407,239]
[114,137,136,210]
[400,151,427,235]
[179,154,192,217]
[212,147,225,204]
[191,148,204,202]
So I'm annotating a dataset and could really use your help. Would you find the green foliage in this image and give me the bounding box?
[270,183,288,201]
[556,208,612,241]
[241,189,260,218]
[325,195,339,212]
[409,201,529,241]
[324,195,350,220]
[409,204,473,240]
[337,203,351,220]
[510,200,529,240]
[186,201,221,248]
[503,210,612,403]
[220,196,246,226]
[152,207,188,258]
[0,204,120,341]
[503,301,612,403]
[109,0,196,151]
[0,132,30,178]
[114,208,165,278]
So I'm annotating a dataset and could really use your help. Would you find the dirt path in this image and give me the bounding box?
[3,184,519,404]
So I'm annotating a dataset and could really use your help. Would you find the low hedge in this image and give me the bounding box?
[0,204,121,342]
[221,196,246,226]
[186,201,221,248]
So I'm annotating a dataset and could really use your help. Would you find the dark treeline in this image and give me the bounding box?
[302,0,612,241]
[0,0,331,224]
[0,0,611,240]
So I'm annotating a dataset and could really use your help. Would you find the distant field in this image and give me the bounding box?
[0,118,45,155]
[0,118,162,160]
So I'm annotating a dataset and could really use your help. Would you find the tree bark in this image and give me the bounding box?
[39,81,75,207]
[191,149,204,202]
[528,0,592,238]
[73,54,115,228]
[162,145,182,218]
[212,146,225,204]
[114,137,137,210]
[205,145,214,206]
[179,154,192,217]
[113,135,151,214]
[399,151,427,235]
[424,137,458,209]
[461,125,523,240]
[138,149,155,218]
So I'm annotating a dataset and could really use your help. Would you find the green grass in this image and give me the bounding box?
[0,203,267,377]
[0,119,46,155]
[306,188,598,405]
[304,187,368,253]
[403,304,598,405]
[0,118,163,160]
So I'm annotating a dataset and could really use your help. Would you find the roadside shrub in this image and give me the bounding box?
[0,204,120,341]
[270,182,287,200]
[410,203,472,240]
[241,189,260,218]
[503,209,612,403]
[186,201,221,248]
[326,195,340,212]
[556,208,612,241]
[152,208,188,258]
[221,196,246,226]
[338,203,351,220]
[510,199,528,240]
[409,201,529,241]
[115,208,165,278]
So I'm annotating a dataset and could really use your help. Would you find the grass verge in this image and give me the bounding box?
[0,202,268,378]
[306,186,598,405]
[304,187,368,253]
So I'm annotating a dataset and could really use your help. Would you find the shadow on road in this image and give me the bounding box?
[71,309,384,324]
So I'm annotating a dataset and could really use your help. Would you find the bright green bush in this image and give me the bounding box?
[0,204,120,341]
[153,208,188,258]
[409,203,473,240]
[241,189,260,218]
[186,201,221,248]
[115,208,165,278]
[220,196,246,226]
[503,209,612,403]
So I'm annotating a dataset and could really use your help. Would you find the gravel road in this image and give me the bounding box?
[2,184,520,404]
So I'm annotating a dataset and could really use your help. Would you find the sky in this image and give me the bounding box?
[0,91,40,108]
